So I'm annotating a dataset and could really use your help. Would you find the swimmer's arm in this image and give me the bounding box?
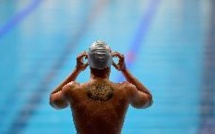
[50,82,77,109]
[122,69,153,108]
[49,69,81,109]
[50,52,88,109]
[51,51,88,96]
[49,69,80,109]
[51,68,81,95]
[112,52,152,108]
[50,88,68,110]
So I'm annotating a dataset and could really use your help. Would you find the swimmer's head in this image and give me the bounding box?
[88,41,112,69]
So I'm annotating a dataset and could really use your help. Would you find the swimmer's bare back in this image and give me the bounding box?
[63,80,132,134]
[50,50,153,134]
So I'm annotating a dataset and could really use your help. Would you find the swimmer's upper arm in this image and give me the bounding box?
[50,82,76,110]
[128,83,153,109]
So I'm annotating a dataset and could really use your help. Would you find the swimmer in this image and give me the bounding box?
[50,41,153,134]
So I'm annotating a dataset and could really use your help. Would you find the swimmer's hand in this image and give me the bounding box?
[76,51,89,71]
[112,51,126,71]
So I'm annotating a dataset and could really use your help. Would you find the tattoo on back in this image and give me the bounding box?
[87,83,114,101]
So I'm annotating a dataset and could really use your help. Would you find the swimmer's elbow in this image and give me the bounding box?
[50,99,69,110]
[49,93,69,110]
[143,96,153,109]
[131,94,153,109]
[131,101,152,109]
[145,94,153,108]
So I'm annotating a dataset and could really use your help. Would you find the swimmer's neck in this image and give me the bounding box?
[90,73,110,81]
[89,67,110,81]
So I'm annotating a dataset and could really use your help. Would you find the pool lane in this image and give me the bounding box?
[6,1,112,134]
[0,0,42,38]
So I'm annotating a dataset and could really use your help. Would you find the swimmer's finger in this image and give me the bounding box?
[83,62,89,68]
[77,51,88,61]
[82,51,88,57]
[112,51,124,61]
[112,51,121,57]
[112,60,119,70]
[119,54,125,61]
[80,51,88,58]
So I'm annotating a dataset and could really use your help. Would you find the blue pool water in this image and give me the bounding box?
[0,0,214,134]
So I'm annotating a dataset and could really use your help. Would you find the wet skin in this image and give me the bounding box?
[50,51,153,134]
[63,80,132,134]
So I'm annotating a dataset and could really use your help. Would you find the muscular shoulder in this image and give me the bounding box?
[119,81,136,90]
[65,81,80,88]
[118,81,138,96]
[62,81,80,94]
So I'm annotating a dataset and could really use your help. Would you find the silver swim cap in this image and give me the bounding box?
[88,41,112,69]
